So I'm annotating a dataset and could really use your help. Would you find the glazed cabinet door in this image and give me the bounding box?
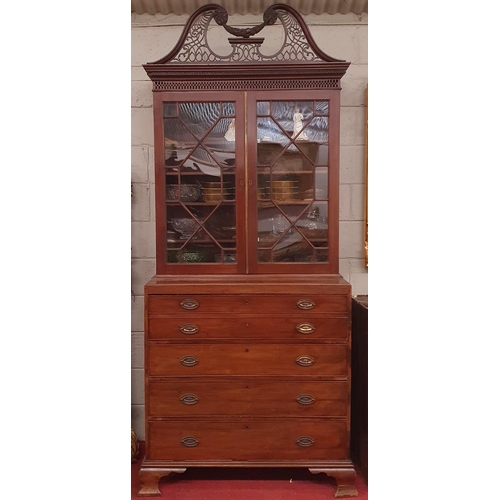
[247,90,340,274]
[154,92,246,274]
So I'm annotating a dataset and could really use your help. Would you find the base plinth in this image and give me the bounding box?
[309,467,358,497]
[138,467,186,497]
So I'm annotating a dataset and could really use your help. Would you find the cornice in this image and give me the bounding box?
[143,4,351,85]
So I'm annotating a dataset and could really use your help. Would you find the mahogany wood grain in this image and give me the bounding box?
[148,343,348,377]
[152,92,166,271]
[148,315,349,340]
[148,379,349,416]
[246,89,340,275]
[146,274,352,295]
[148,293,348,314]
[140,3,356,496]
[147,418,349,461]
[310,468,358,498]
[138,468,186,497]
[154,91,246,276]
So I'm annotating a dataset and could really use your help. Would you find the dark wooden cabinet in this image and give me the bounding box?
[351,295,368,483]
[139,4,357,497]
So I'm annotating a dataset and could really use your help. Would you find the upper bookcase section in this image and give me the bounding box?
[143,3,350,92]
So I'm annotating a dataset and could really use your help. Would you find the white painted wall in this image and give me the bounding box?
[131,11,368,438]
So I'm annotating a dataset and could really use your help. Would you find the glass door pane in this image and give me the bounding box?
[163,101,238,265]
[255,99,330,264]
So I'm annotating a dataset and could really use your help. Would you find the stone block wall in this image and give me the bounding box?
[131,11,368,438]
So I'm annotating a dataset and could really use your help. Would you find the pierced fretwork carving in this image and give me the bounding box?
[152,79,340,91]
[151,4,346,65]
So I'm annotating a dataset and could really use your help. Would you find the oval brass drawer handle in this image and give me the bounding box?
[180,393,199,405]
[181,436,199,447]
[180,298,199,310]
[296,436,315,447]
[296,394,316,405]
[180,355,199,367]
[297,298,316,310]
[179,323,199,335]
[296,322,315,334]
[296,355,315,367]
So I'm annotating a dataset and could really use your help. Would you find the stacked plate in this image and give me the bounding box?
[202,181,234,203]
[270,180,299,201]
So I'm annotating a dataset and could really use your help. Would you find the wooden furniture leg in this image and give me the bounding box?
[137,467,187,496]
[309,468,358,498]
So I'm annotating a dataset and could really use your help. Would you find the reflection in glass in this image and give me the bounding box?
[163,100,238,265]
[316,144,329,165]
[271,101,314,132]
[316,249,329,262]
[296,203,329,247]
[257,117,290,148]
[205,117,237,168]
[258,206,284,246]
[298,116,329,144]
[258,249,271,262]
[215,252,237,264]
[221,102,235,116]
[257,206,304,248]
[205,205,237,241]
[254,99,331,265]
[165,146,191,170]
[183,146,219,176]
[315,168,328,200]
[204,118,236,148]
[315,101,329,115]
[164,118,197,147]
[178,102,221,139]
[277,144,313,172]
[271,228,312,263]
[223,118,235,142]
[257,101,270,115]
[163,103,177,117]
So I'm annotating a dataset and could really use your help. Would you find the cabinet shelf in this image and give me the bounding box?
[165,170,235,176]
[257,200,312,207]
[167,240,236,245]
[166,201,236,205]
[258,170,315,175]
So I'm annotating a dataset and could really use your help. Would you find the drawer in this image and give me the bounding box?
[148,294,348,314]
[148,419,349,461]
[149,379,348,417]
[148,315,349,340]
[148,344,348,377]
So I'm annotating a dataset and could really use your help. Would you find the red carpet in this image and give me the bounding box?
[132,442,368,499]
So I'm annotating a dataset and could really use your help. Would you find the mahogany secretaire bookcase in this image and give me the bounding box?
[138,4,357,497]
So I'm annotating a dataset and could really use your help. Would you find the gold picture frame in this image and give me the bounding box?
[364,84,368,268]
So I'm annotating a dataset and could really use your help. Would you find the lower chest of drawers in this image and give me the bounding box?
[143,283,351,465]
